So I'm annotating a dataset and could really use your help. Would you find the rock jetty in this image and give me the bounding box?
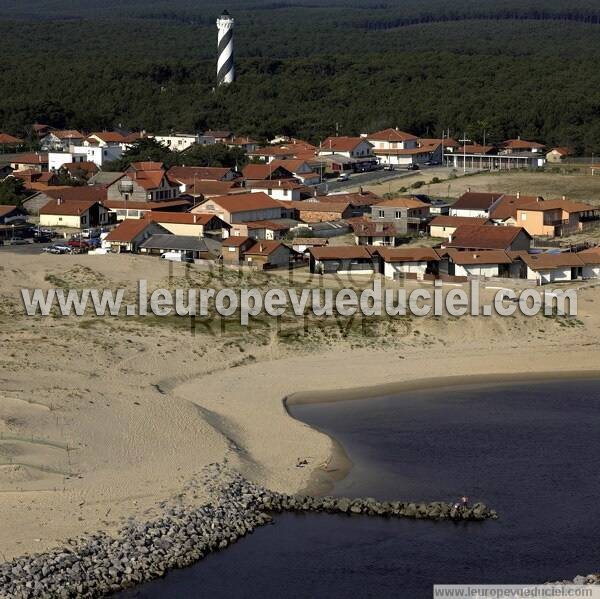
[0,464,497,598]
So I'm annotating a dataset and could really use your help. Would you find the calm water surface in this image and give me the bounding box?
[121,378,600,598]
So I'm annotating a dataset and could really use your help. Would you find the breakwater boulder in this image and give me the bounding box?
[0,464,497,598]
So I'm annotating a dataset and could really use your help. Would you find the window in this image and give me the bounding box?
[228,247,236,252]
[283,189,288,196]
[521,213,527,221]
[395,211,402,219]
[378,210,385,218]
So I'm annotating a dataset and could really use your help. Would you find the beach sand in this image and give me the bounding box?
[1,251,599,560]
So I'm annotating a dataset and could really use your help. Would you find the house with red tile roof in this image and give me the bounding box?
[103,219,169,253]
[439,248,516,279]
[190,192,285,224]
[0,133,24,147]
[106,162,180,204]
[445,224,532,252]
[501,138,545,154]
[309,245,378,275]
[429,216,491,238]
[374,247,440,279]
[147,211,230,238]
[39,197,113,228]
[40,130,85,151]
[242,163,295,181]
[317,137,375,164]
[515,198,598,237]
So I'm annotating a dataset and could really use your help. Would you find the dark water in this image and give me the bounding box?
[121,378,600,598]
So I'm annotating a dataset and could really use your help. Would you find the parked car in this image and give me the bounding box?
[33,234,52,243]
[67,240,90,249]
[382,164,395,171]
[8,238,30,245]
[336,173,350,182]
[43,245,71,254]
[406,164,420,171]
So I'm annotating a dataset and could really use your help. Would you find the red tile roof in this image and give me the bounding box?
[245,240,288,256]
[0,133,23,144]
[42,187,108,203]
[519,252,584,270]
[576,247,600,265]
[448,225,530,250]
[367,128,418,143]
[242,164,294,180]
[222,235,252,247]
[287,201,351,213]
[51,130,84,140]
[503,139,545,150]
[376,247,440,263]
[452,192,504,211]
[104,199,191,211]
[320,136,372,152]
[167,166,235,182]
[0,205,20,218]
[105,219,158,242]
[87,132,126,143]
[372,197,429,210]
[489,195,543,220]
[309,246,373,260]
[40,199,100,216]
[208,192,283,213]
[518,199,594,214]
[430,216,491,228]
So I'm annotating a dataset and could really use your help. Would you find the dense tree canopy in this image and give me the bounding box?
[0,178,31,206]
[1,0,599,153]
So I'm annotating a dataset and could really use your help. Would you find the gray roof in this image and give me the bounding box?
[139,234,221,253]
[88,172,124,186]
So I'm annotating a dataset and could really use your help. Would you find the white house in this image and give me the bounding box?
[440,249,515,279]
[48,144,122,171]
[248,179,305,201]
[519,252,584,285]
[449,192,504,218]
[152,133,201,152]
[317,137,375,161]
[578,248,600,279]
[376,247,440,280]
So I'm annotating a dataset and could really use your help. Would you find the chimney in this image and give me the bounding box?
[193,214,197,223]
[562,195,566,201]
[516,191,520,199]
[57,197,63,205]
[259,243,264,252]
[467,186,471,192]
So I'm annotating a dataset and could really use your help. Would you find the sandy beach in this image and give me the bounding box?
[1,251,600,561]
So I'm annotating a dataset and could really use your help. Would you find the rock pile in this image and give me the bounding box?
[552,574,600,585]
[0,464,497,598]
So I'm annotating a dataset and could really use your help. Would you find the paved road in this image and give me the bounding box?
[0,241,54,256]
[325,165,448,193]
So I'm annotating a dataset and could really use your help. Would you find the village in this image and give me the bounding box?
[1,125,600,288]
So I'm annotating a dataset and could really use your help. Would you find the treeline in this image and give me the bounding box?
[1,1,600,154]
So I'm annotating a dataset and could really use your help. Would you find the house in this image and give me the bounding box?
[317,137,376,170]
[375,247,440,280]
[0,133,24,149]
[269,159,321,185]
[309,246,378,275]
[577,247,600,280]
[138,234,221,260]
[515,198,597,237]
[291,237,329,254]
[185,180,243,199]
[248,179,307,201]
[23,186,107,216]
[243,240,295,269]
[230,220,295,240]
[48,143,122,169]
[222,236,256,265]
[202,130,234,144]
[12,170,62,191]
[248,141,317,163]
[167,166,239,191]
[106,162,180,203]
[366,129,442,166]
[148,212,231,239]
[103,199,191,221]
[40,130,85,151]
[322,190,381,215]
[152,133,201,152]
[191,192,284,224]
[501,139,545,155]
[445,225,532,252]
[242,164,295,181]
[104,219,169,253]
[39,198,113,228]
[370,197,430,235]
[546,147,571,163]
[286,201,354,223]
[450,192,504,218]
[517,252,584,285]
[227,136,260,153]
[3,153,48,173]
[439,249,515,279]
[83,132,126,148]
[429,216,491,239]
[488,193,544,224]
[59,161,99,182]
[350,219,408,247]
[0,205,27,225]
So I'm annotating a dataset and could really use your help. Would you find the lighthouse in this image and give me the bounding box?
[216,10,235,85]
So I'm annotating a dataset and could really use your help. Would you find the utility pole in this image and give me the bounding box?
[459,133,471,174]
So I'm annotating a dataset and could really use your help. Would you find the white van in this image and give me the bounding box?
[160,251,194,263]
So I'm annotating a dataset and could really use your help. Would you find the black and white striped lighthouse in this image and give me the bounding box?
[216,10,235,85]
